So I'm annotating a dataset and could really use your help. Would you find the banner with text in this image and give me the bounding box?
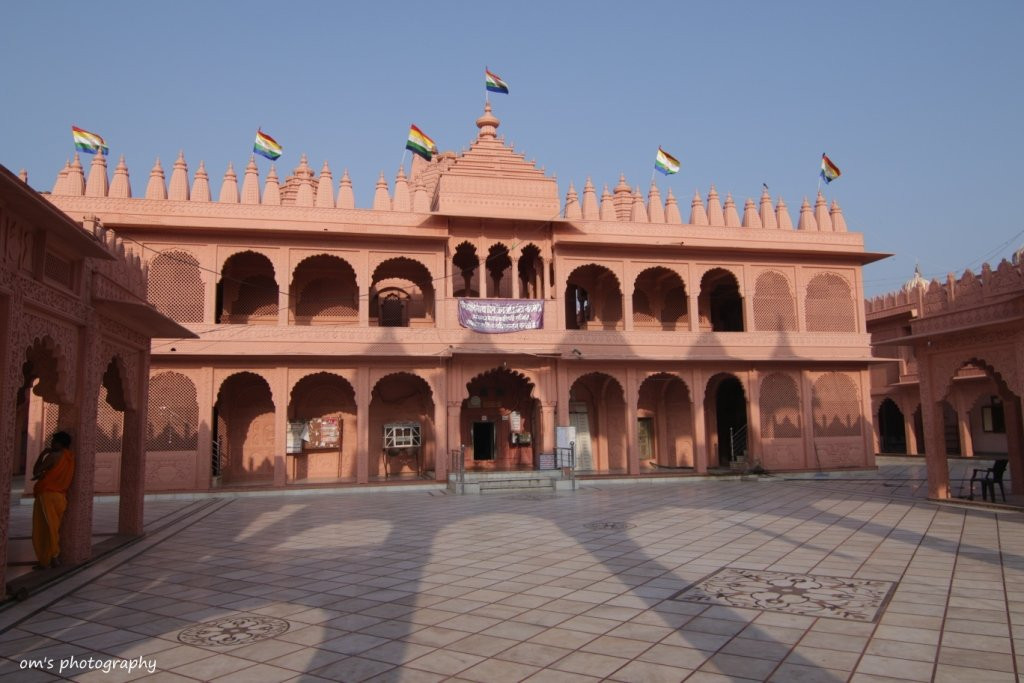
[457,299,544,333]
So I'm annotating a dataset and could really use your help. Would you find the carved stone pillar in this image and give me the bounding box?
[273,368,287,486]
[447,402,462,471]
[692,368,707,473]
[1002,392,1024,496]
[433,384,448,481]
[955,392,974,457]
[904,409,919,455]
[801,370,816,469]
[356,366,370,483]
[625,368,639,474]
[0,289,21,594]
[61,319,100,565]
[688,290,700,332]
[747,370,762,463]
[918,356,950,499]
[118,350,150,536]
[541,403,556,454]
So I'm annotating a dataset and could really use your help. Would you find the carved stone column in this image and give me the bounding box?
[118,350,149,536]
[918,354,950,499]
[625,368,639,474]
[747,369,762,463]
[692,368,708,473]
[1002,392,1024,495]
[273,368,287,486]
[954,392,974,457]
[904,409,919,455]
[356,366,370,483]
[61,318,100,565]
[0,288,22,594]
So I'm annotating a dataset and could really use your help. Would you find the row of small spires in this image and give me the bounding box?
[45,151,846,231]
[564,175,846,231]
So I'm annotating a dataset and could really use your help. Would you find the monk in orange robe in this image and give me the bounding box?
[32,431,75,569]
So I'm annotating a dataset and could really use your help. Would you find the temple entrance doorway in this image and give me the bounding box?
[472,422,495,461]
[461,367,538,470]
[878,398,906,454]
[705,373,748,467]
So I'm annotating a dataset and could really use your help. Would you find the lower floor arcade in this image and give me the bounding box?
[17,358,877,494]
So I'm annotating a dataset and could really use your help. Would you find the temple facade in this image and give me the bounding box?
[37,105,882,493]
[867,257,1024,498]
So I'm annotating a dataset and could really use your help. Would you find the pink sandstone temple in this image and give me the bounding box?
[15,105,885,498]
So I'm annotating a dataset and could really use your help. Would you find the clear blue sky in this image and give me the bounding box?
[3,1,1022,296]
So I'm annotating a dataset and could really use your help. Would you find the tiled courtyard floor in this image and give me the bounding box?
[1,457,1021,682]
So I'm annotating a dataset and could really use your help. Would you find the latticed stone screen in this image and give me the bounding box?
[146,371,199,451]
[812,372,863,437]
[42,401,59,442]
[295,278,358,319]
[148,251,204,323]
[44,251,73,289]
[760,373,801,438]
[96,391,123,452]
[753,271,797,331]
[805,273,856,332]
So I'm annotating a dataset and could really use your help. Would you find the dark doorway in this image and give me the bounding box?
[473,421,495,460]
[878,399,907,454]
[715,377,747,463]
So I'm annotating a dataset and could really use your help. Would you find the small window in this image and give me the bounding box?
[982,397,1005,433]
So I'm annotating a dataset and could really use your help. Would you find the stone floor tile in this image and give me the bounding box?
[404,648,484,676]
[455,657,540,683]
[855,653,937,681]
[551,650,632,677]
[637,642,713,669]
[786,645,862,671]
[699,652,779,679]
[769,662,848,682]
[607,658,695,683]
[265,646,348,672]
[932,664,1016,682]
[212,663,296,682]
[493,642,572,668]
[312,655,393,682]
[864,639,936,662]
[937,645,1014,672]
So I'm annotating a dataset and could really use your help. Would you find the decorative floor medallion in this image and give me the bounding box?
[671,568,895,622]
[178,614,290,646]
[584,521,636,531]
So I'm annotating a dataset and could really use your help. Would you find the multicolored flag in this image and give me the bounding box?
[71,126,109,155]
[485,69,509,94]
[406,124,437,161]
[820,153,841,183]
[253,129,283,160]
[654,146,680,175]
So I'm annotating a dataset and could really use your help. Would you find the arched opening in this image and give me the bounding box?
[565,264,623,330]
[147,250,204,323]
[753,270,797,332]
[370,258,435,327]
[93,359,126,494]
[569,372,627,472]
[287,373,357,482]
[517,244,544,299]
[486,244,513,298]
[146,371,200,490]
[637,373,694,468]
[632,267,688,331]
[759,372,803,469]
[705,374,748,467]
[289,255,359,325]
[698,268,744,332]
[214,372,275,485]
[452,242,480,297]
[805,272,856,332]
[8,338,67,582]
[461,368,538,470]
[877,398,906,454]
[217,251,278,324]
[370,373,436,479]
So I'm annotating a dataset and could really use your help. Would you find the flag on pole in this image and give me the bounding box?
[654,146,680,175]
[71,126,109,155]
[820,153,841,183]
[253,129,283,160]
[406,124,437,161]
[485,69,510,94]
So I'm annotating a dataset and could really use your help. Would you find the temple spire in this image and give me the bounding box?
[631,186,648,223]
[294,155,314,206]
[263,165,280,205]
[412,175,430,212]
[741,198,761,228]
[168,151,189,201]
[706,185,723,226]
[373,171,391,210]
[316,161,335,208]
[145,158,167,200]
[689,190,708,226]
[52,159,70,195]
[600,184,616,221]
[830,200,847,232]
[613,174,632,221]
[337,169,355,209]
[85,151,109,197]
[814,191,832,231]
[776,197,793,229]
[241,156,260,205]
[798,197,817,231]
[759,187,776,229]
[66,154,85,196]
[218,162,239,203]
[191,161,210,201]
[581,177,598,219]
[665,188,682,224]
[723,193,740,227]
[564,182,582,219]
[393,166,410,212]
[109,155,132,198]
[647,182,665,223]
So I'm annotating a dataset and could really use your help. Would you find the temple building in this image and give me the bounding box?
[33,105,882,493]
[867,256,1024,499]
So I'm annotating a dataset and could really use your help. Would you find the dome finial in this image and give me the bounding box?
[476,102,500,139]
